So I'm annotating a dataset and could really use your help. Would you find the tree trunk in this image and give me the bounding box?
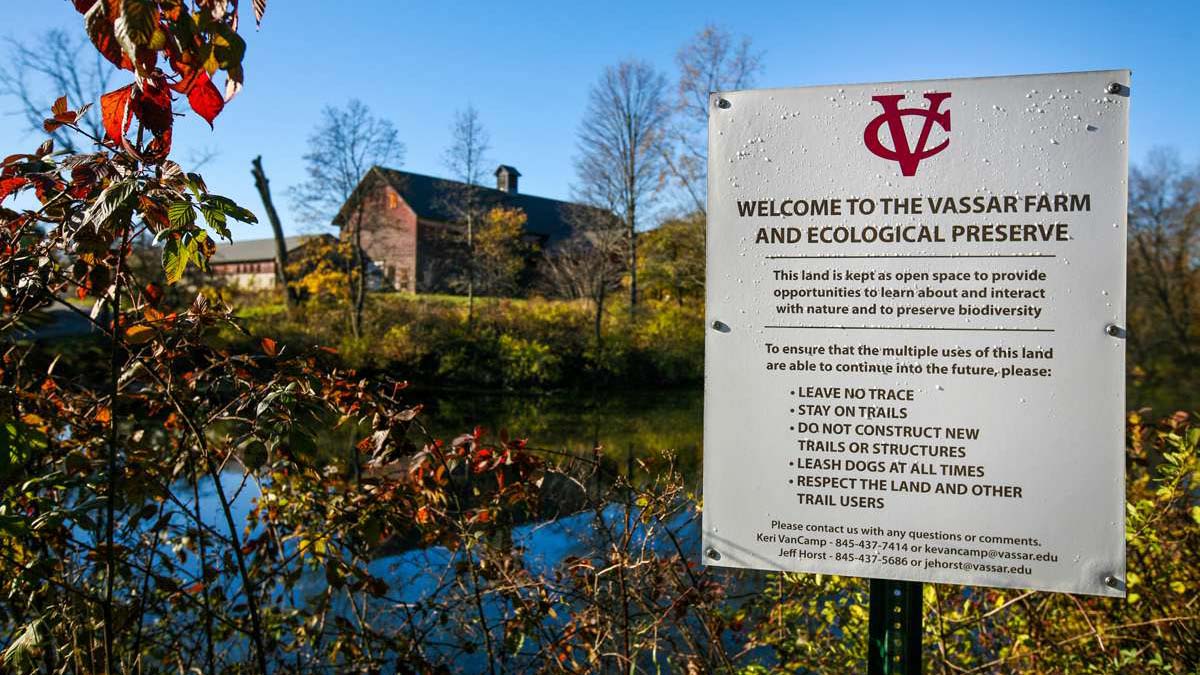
[250,156,296,309]
[466,209,475,326]
[350,206,366,340]
[627,207,638,319]
[594,290,605,347]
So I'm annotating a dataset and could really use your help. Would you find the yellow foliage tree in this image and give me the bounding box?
[476,206,535,298]
[286,236,358,304]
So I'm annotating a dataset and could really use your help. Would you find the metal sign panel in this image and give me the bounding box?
[703,70,1128,596]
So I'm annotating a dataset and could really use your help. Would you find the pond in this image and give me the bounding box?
[412,386,705,480]
[198,386,704,532]
[184,388,721,669]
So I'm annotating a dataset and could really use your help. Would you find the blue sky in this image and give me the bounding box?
[3,0,1197,241]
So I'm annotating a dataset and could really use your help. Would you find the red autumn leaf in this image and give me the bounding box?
[415,506,431,524]
[31,176,65,204]
[144,283,163,305]
[187,71,224,128]
[68,166,97,199]
[52,96,68,116]
[260,337,277,357]
[0,177,28,203]
[132,79,173,136]
[43,111,79,133]
[82,0,130,70]
[170,64,203,95]
[100,84,134,143]
[142,126,173,162]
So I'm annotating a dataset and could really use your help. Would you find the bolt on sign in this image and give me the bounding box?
[703,71,1129,597]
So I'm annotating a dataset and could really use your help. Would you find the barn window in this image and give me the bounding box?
[387,191,399,209]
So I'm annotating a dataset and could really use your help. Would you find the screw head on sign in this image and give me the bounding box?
[706,548,722,561]
[1106,82,1122,95]
[1105,324,1127,338]
[717,98,732,109]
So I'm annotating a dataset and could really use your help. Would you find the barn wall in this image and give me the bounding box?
[349,181,419,292]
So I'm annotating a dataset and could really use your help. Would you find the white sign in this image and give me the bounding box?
[703,70,1128,597]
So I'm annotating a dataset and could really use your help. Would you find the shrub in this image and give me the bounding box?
[497,334,562,386]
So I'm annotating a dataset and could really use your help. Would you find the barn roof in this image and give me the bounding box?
[344,166,599,244]
[211,235,329,264]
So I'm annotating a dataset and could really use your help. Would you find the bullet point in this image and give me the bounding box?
[790,408,795,413]
[789,461,794,466]
[788,479,794,484]
[789,426,794,430]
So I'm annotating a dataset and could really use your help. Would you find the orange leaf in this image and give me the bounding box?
[187,71,224,128]
[95,406,112,424]
[52,96,68,116]
[125,324,155,344]
[260,337,277,357]
[100,84,134,143]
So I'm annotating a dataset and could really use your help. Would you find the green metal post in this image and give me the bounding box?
[868,579,923,675]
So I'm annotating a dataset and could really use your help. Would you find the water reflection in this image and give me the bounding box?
[414,387,704,479]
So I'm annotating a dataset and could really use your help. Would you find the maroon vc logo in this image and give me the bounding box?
[863,92,952,177]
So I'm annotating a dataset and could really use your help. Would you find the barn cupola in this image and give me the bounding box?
[495,165,521,194]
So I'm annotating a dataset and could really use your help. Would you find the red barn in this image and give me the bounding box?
[333,165,583,293]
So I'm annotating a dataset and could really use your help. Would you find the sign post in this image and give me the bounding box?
[868,579,922,674]
[703,70,1130,667]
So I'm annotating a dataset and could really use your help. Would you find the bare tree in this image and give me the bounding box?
[543,206,627,345]
[0,29,110,150]
[1127,148,1200,369]
[442,105,492,324]
[291,99,405,338]
[574,60,669,317]
[251,156,297,309]
[669,25,764,213]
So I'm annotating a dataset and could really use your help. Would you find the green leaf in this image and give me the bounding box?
[211,22,247,69]
[120,0,156,45]
[185,172,208,198]
[0,421,45,482]
[84,178,136,229]
[200,205,229,241]
[167,201,195,227]
[205,194,258,224]
[2,619,44,669]
[162,237,194,284]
